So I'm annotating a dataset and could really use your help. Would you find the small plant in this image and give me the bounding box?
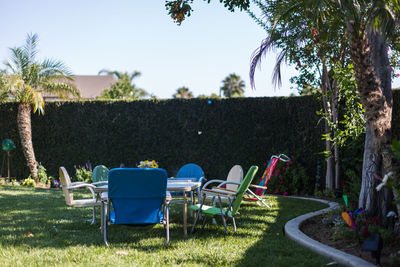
[75,167,92,183]
[37,164,51,185]
[22,177,36,187]
[314,189,323,198]
[137,160,159,168]
[322,189,336,199]
[10,179,20,186]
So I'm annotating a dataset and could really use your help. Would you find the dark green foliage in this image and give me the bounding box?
[0,96,324,180]
[265,158,314,195]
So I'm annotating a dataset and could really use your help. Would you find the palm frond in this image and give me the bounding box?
[369,0,400,37]
[250,37,274,89]
[24,33,39,64]
[31,90,45,115]
[98,69,122,80]
[41,59,72,76]
[130,71,141,82]
[272,49,288,89]
[41,82,81,98]
[8,47,29,75]
[98,69,112,75]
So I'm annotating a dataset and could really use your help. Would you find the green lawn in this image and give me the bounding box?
[0,185,333,266]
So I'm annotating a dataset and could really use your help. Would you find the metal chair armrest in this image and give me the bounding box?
[201,179,226,189]
[70,181,86,186]
[249,184,267,189]
[66,183,97,199]
[92,181,108,185]
[202,188,236,197]
[212,186,236,193]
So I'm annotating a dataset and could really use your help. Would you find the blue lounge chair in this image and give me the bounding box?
[177,163,205,182]
[102,168,170,246]
[172,163,206,202]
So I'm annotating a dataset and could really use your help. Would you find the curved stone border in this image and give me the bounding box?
[284,196,376,267]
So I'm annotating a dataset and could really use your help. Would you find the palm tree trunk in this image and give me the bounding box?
[17,103,38,181]
[348,26,397,216]
[359,125,378,214]
[368,30,395,222]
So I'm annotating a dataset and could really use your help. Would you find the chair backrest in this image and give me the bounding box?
[226,165,243,191]
[231,166,258,215]
[108,168,168,224]
[59,167,73,206]
[177,163,205,182]
[92,165,109,183]
[255,154,290,196]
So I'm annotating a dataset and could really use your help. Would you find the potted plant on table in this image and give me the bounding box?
[137,160,158,169]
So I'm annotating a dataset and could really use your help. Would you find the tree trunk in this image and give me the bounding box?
[321,60,334,190]
[348,25,397,217]
[331,79,340,190]
[17,103,38,181]
[325,137,334,190]
[368,30,397,221]
[359,125,378,214]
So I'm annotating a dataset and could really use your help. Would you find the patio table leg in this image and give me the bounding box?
[184,192,187,236]
[100,201,104,235]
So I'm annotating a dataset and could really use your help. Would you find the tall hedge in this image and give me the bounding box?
[0,96,325,180]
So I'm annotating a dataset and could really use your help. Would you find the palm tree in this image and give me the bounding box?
[1,33,80,181]
[250,0,400,215]
[220,73,245,98]
[98,69,148,99]
[172,86,194,99]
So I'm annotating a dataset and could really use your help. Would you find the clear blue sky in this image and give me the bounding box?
[0,1,398,98]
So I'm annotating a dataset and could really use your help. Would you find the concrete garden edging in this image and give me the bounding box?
[284,196,376,267]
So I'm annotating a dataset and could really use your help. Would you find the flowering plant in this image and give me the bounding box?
[137,160,158,168]
[265,156,314,196]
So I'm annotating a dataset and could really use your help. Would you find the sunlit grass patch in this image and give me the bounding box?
[0,185,332,266]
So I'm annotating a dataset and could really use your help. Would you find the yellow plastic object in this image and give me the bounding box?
[341,211,357,230]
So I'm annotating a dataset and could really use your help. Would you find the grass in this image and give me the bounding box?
[0,185,334,266]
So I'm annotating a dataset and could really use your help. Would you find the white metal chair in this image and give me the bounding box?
[59,166,100,224]
[225,165,244,191]
[201,165,243,203]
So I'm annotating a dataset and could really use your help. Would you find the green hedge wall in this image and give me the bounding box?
[0,96,325,180]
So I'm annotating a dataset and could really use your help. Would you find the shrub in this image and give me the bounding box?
[22,177,36,187]
[37,164,53,185]
[74,166,92,183]
[265,157,314,195]
[10,179,20,186]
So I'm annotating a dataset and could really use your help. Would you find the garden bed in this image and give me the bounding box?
[301,213,400,266]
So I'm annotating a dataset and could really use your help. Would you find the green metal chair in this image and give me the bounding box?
[92,165,109,186]
[189,166,258,234]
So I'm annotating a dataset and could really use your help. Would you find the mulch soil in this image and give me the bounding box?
[301,215,398,266]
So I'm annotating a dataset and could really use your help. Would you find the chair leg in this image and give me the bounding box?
[191,194,206,234]
[217,196,228,235]
[201,215,207,229]
[164,203,170,245]
[103,203,109,247]
[91,206,96,225]
[232,217,237,232]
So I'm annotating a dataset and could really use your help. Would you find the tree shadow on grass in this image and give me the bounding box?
[235,196,334,267]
